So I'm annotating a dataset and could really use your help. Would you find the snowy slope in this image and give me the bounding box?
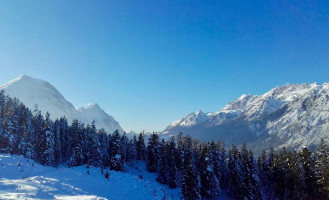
[0,154,181,200]
[163,83,329,152]
[0,75,123,134]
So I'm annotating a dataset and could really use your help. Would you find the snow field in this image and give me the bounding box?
[0,154,181,200]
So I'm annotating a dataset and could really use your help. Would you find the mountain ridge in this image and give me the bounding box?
[162,82,329,153]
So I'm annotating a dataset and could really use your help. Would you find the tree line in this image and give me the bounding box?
[0,90,328,200]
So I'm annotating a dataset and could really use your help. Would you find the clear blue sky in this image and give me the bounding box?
[0,1,329,132]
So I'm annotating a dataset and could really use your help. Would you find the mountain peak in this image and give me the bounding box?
[237,94,253,101]
[13,74,37,83]
[1,74,35,89]
[78,103,123,134]
[17,74,31,79]
[194,110,204,115]
[84,103,100,110]
[1,75,124,134]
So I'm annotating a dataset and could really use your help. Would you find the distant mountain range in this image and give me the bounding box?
[162,83,329,152]
[0,75,123,134]
[2,75,328,152]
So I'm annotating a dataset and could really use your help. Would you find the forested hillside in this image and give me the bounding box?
[0,90,328,200]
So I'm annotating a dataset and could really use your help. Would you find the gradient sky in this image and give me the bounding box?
[0,0,329,132]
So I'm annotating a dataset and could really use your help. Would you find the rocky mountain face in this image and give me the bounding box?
[162,83,329,152]
[0,75,123,134]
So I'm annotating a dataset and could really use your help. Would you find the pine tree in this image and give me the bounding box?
[228,144,244,200]
[167,136,178,188]
[258,150,273,198]
[156,139,168,184]
[247,150,262,200]
[32,105,45,162]
[87,122,103,167]
[146,132,160,172]
[0,90,5,137]
[98,128,109,166]
[199,143,220,199]
[258,150,269,187]
[11,98,21,154]
[240,144,262,200]
[126,138,137,166]
[300,146,318,199]
[175,132,184,187]
[208,141,228,190]
[121,133,129,163]
[136,132,146,161]
[181,135,201,200]
[315,138,329,199]
[41,112,55,166]
[18,106,35,159]
[9,98,21,154]
[0,97,16,152]
[273,147,289,199]
[286,150,305,199]
[69,119,85,166]
[109,130,124,171]
[59,117,69,162]
[69,145,84,166]
[53,119,62,166]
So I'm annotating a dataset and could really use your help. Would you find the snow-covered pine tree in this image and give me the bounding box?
[315,138,329,199]
[109,130,125,171]
[69,144,84,166]
[240,144,262,200]
[209,141,228,190]
[18,105,35,159]
[69,119,85,166]
[41,112,55,166]
[199,143,220,199]
[53,119,62,166]
[126,138,137,166]
[273,147,289,199]
[98,128,109,167]
[59,117,69,162]
[286,150,305,199]
[175,132,184,187]
[227,144,244,200]
[0,97,16,152]
[121,133,129,163]
[0,91,4,146]
[300,146,318,199]
[167,136,178,188]
[156,138,168,184]
[10,98,21,154]
[86,122,103,167]
[146,132,160,172]
[247,150,262,199]
[181,135,201,200]
[258,150,269,188]
[32,104,45,162]
[0,90,4,130]
[136,132,146,161]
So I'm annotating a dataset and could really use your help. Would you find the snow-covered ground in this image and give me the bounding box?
[0,154,181,200]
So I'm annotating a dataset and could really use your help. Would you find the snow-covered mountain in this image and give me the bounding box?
[77,103,123,133]
[0,75,123,134]
[162,83,329,152]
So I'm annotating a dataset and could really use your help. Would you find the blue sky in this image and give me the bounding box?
[0,0,329,132]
